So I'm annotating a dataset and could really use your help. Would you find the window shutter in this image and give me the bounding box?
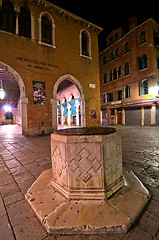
[139,82,143,96]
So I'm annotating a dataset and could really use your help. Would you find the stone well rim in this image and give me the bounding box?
[56,127,116,136]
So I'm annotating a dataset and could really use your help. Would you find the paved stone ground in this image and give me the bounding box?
[0,125,159,240]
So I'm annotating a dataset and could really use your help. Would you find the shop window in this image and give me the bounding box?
[117,90,123,100]
[0,0,15,33]
[139,79,149,95]
[139,31,146,45]
[103,73,107,84]
[19,7,31,38]
[41,16,52,45]
[124,62,129,76]
[125,85,131,98]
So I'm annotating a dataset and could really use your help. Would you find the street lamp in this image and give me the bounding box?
[0,79,5,100]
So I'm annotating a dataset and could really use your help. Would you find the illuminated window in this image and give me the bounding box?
[138,55,148,70]
[0,0,15,33]
[103,94,107,103]
[139,79,149,95]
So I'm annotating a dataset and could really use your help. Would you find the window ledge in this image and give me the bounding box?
[80,54,92,60]
[139,67,148,72]
[38,41,56,48]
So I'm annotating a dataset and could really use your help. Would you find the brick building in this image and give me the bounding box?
[0,0,102,135]
[99,17,159,126]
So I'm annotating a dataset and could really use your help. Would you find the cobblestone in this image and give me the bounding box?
[0,125,159,240]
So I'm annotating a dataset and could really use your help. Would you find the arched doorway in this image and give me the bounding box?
[0,62,28,134]
[5,111,13,124]
[52,74,85,131]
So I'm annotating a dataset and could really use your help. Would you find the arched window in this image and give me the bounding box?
[42,16,52,45]
[124,62,129,76]
[19,7,31,38]
[118,66,121,78]
[142,55,147,69]
[103,56,106,66]
[114,48,119,58]
[139,31,146,45]
[0,0,15,33]
[103,73,107,84]
[39,12,55,46]
[139,79,149,95]
[138,55,148,70]
[82,31,88,56]
[113,68,117,80]
[123,42,129,54]
[80,29,91,58]
[109,70,112,82]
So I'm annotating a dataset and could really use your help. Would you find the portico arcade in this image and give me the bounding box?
[0,62,28,135]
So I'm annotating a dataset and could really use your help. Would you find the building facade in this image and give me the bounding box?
[0,0,102,135]
[100,17,159,126]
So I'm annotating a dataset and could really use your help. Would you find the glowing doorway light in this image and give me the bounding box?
[3,105,12,112]
[0,80,5,100]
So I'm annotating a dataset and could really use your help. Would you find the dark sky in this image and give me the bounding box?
[48,1,159,51]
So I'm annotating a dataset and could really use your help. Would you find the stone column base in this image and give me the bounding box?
[25,168,150,234]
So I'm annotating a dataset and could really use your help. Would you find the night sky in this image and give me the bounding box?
[48,0,159,51]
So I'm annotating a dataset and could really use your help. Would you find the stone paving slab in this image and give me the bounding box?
[0,125,158,239]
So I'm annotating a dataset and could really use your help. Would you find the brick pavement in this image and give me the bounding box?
[0,125,159,240]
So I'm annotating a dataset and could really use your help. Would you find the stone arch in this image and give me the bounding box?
[0,62,28,134]
[51,74,86,130]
